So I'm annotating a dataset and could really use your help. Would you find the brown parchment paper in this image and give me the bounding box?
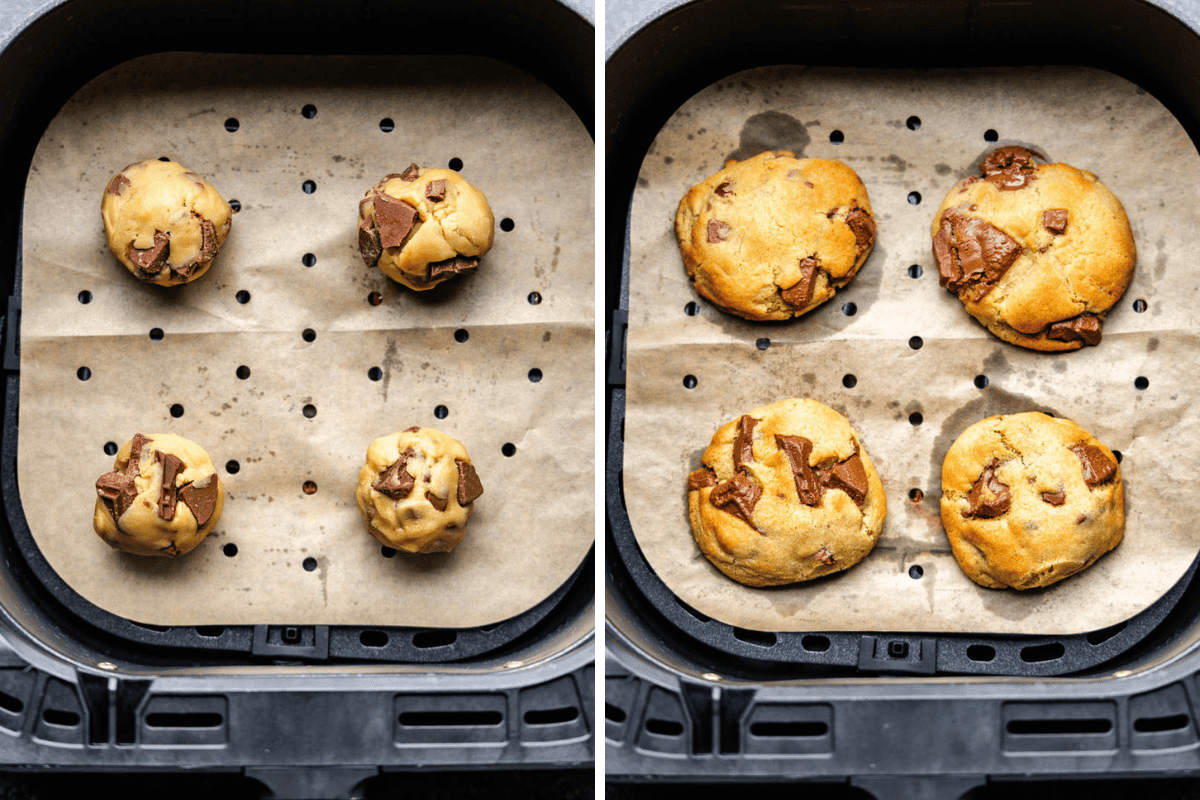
[19,53,594,628]
[624,66,1200,635]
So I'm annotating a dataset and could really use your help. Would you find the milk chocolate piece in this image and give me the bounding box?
[966,460,1011,518]
[1042,489,1066,506]
[358,221,382,267]
[813,547,836,565]
[980,146,1043,190]
[1046,314,1102,346]
[127,434,151,476]
[732,415,759,470]
[404,426,421,433]
[399,163,420,181]
[426,491,448,511]
[845,207,876,257]
[197,218,218,262]
[715,182,733,197]
[707,220,730,243]
[128,230,170,274]
[374,449,417,498]
[456,459,484,506]
[1070,443,1117,487]
[709,472,761,527]
[96,472,138,522]
[374,193,419,248]
[425,179,447,202]
[820,454,869,508]
[781,257,818,308]
[430,255,480,279]
[106,174,130,196]
[687,468,718,491]
[1042,209,1068,235]
[179,475,219,527]
[155,450,184,521]
[776,435,822,506]
[933,218,957,286]
[938,215,1022,300]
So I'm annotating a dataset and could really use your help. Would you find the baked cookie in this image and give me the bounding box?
[932,146,1136,351]
[101,159,232,286]
[93,433,224,556]
[356,427,484,554]
[674,151,877,321]
[940,412,1124,590]
[687,398,886,587]
[358,165,494,291]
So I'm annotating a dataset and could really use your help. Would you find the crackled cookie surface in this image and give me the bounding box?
[93,433,224,556]
[357,165,494,291]
[101,159,232,286]
[674,151,877,321]
[356,427,484,554]
[932,146,1136,351]
[940,412,1124,590]
[687,398,886,587]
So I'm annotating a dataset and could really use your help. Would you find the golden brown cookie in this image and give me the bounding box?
[687,398,886,587]
[101,159,232,286]
[356,426,484,554]
[674,151,877,321]
[932,147,1136,351]
[357,165,494,291]
[93,433,224,556]
[940,412,1124,590]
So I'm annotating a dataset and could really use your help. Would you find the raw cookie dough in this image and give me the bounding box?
[932,146,1136,351]
[674,151,877,321]
[940,411,1124,590]
[357,164,494,291]
[687,398,886,587]
[356,426,484,554]
[93,433,224,556]
[101,159,232,286]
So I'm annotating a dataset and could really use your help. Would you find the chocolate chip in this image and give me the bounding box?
[980,145,1043,190]
[106,174,130,196]
[1041,489,1066,506]
[687,468,718,492]
[1047,314,1102,346]
[937,214,1022,300]
[844,207,876,257]
[966,460,1011,518]
[813,547,836,565]
[933,219,957,286]
[425,179,447,202]
[404,426,421,433]
[374,193,419,249]
[96,471,138,522]
[128,231,171,275]
[430,255,480,279]
[456,459,484,506]
[776,435,822,506]
[426,491,448,511]
[358,220,382,267]
[127,434,151,477]
[198,218,218,262]
[1070,443,1117,487]
[715,182,733,197]
[820,454,869,508]
[399,163,420,181]
[781,257,818,308]
[156,450,184,521]
[707,220,730,243]
[179,475,219,527]
[1076,514,1088,525]
[374,449,417,498]
[709,472,762,527]
[1042,209,1068,235]
[732,415,759,470]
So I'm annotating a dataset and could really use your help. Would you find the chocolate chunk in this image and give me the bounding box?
[128,230,170,275]
[732,415,759,470]
[938,215,1022,300]
[399,163,420,181]
[1042,209,1068,235]
[775,435,822,506]
[980,146,1043,190]
[106,174,130,196]
[127,434,151,477]
[804,181,814,189]
[404,426,421,433]
[96,471,138,522]
[426,491,448,511]
[358,220,382,267]
[1046,314,1102,346]
[781,257,818,308]
[1070,443,1117,487]
[687,468,718,491]
[456,459,484,506]
[709,472,761,527]
[1042,489,1066,506]
[374,449,417,498]
[844,207,876,257]
[373,193,419,248]
[820,454,869,508]
[715,182,733,197]
[966,460,1011,518]
[155,450,184,521]
[198,218,218,262]
[1076,514,1088,525]
[430,255,480,279]
[933,218,958,286]
[707,220,730,243]
[425,179,447,202]
[179,475,219,527]
[813,547,836,565]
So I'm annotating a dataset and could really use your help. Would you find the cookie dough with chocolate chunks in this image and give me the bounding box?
[675,151,877,321]
[357,165,494,291]
[940,412,1124,590]
[101,159,232,286]
[687,398,886,587]
[931,146,1136,351]
[356,426,483,554]
[93,433,224,556]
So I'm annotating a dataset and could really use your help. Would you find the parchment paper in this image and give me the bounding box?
[19,54,594,628]
[624,66,1200,635]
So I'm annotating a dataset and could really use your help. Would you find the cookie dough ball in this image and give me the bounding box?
[356,427,484,554]
[675,151,877,321]
[93,433,224,556]
[357,164,494,291]
[940,412,1124,590]
[101,159,232,286]
[932,147,1136,351]
[687,398,886,587]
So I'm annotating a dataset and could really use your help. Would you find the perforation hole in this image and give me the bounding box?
[302,404,317,418]
[842,302,857,316]
[224,118,238,132]
[906,115,921,130]
[645,718,684,736]
[170,404,184,418]
[967,644,995,662]
[235,290,250,304]
[301,104,317,119]
[434,405,448,419]
[413,630,457,648]
[225,460,240,474]
[528,368,543,383]
[843,374,857,388]
[78,290,92,304]
[502,443,516,457]
[1113,450,1123,463]
[103,442,118,456]
[909,565,924,579]
[77,366,91,381]
[908,264,922,279]
[302,179,316,194]
[195,626,224,638]
[236,365,251,380]
[801,635,830,652]
[42,709,80,727]
[360,630,388,648]
[909,411,923,426]
[303,557,318,572]
[829,130,844,145]
[1135,376,1149,390]
[149,328,164,341]
[381,546,396,558]
[733,628,777,647]
[909,336,923,350]
[605,704,628,723]
[1020,642,1065,663]
[302,253,316,267]
[1133,299,1147,313]
[368,291,382,305]
[158,156,170,162]
[909,488,923,502]
[448,158,464,171]
[907,191,922,205]
[454,329,469,343]
[223,543,237,557]
[1086,621,1127,645]
[685,301,699,316]
[1135,714,1190,733]
[368,367,382,381]
[302,329,316,342]
[379,118,394,132]
[756,338,770,350]
[683,375,698,389]
[500,218,515,232]
[528,292,543,305]
[229,200,240,213]
[984,129,999,142]
[303,481,317,495]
